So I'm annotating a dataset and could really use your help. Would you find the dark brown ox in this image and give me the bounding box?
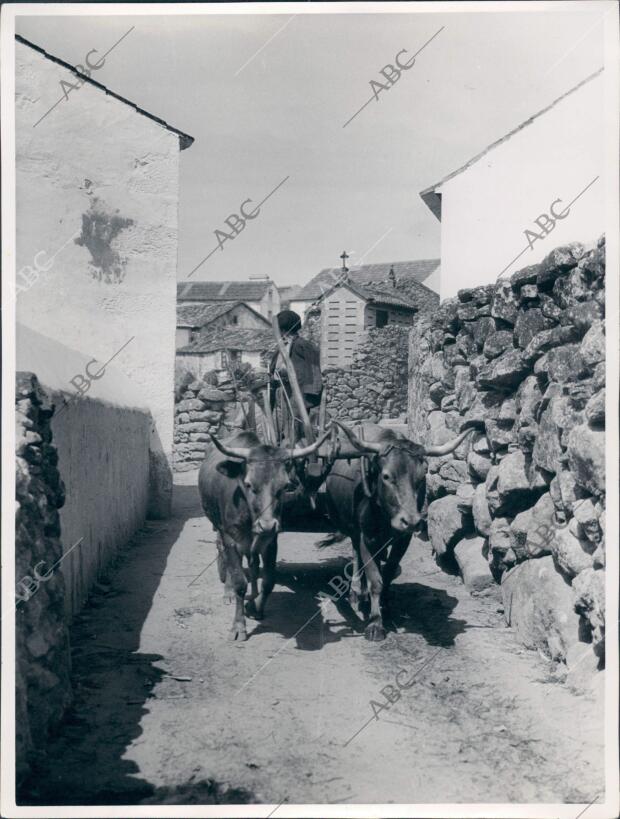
[325,421,474,641]
[199,429,329,641]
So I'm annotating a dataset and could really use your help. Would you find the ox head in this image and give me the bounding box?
[334,421,474,534]
[210,430,331,536]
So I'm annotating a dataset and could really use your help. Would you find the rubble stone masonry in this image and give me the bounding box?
[408,239,606,688]
[15,373,72,786]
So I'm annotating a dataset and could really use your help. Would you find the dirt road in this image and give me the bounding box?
[24,472,604,807]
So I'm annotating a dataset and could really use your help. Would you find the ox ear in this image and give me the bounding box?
[216,459,246,480]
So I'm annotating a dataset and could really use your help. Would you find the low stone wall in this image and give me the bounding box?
[173,382,231,472]
[325,325,410,423]
[16,373,72,786]
[17,326,154,619]
[408,239,606,686]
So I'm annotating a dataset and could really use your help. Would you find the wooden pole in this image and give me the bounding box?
[271,316,315,444]
[259,387,277,445]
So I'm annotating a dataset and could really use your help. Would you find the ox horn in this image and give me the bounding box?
[423,427,475,457]
[209,434,252,461]
[290,427,332,459]
[333,420,383,454]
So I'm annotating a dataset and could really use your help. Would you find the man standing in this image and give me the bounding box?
[270,309,322,411]
[269,309,322,443]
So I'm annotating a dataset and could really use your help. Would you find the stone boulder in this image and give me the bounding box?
[522,324,580,361]
[197,386,230,403]
[533,344,587,383]
[501,556,581,663]
[552,266,591,308]
[472,483,492,537]
[550,525,593,578]
[477,349,530,391]
[536,244,582,288]
[572,567,605,655]
[561,301,603,334]
[473,316,497,350]
[427,495,472,556]
[510,263,541,289]
[566,424,605,497]
[483,330,514,360]
[509,492,555,561]
[514,308,554,349]
[580,321,605,368]
[572,498,602,544]
[467,450,492,481]
[176,398,205,413]
[585,389,605,428]
[456,483,476,513]
[454,536,494,592]
[488,516,515,571]
[496,450,538,515]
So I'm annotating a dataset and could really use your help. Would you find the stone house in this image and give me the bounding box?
[177,327,276,379]
[311,278,419,369]
[420,69,604,298]
[177,278,280,319]
[176,300,270,349]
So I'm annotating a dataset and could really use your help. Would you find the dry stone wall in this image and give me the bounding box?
[173,381,232,472]
[324,325,410,423]
[408,239,606,686]
[15,373,72,786]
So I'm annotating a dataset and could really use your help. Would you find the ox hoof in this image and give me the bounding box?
[228,625,248,641]
[364,622,386,642]
[244,599,264,620]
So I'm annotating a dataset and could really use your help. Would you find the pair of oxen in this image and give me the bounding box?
[199,421,472,642]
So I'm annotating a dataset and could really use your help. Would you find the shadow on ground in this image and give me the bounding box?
[18,484,254,806]
[247,557,467,650]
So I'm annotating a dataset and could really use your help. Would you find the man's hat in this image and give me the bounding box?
[277,309,302,335]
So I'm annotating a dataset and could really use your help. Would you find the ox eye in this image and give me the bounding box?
[244,480,254,492]
[382,472,391,482]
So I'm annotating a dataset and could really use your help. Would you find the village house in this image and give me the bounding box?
[177,327,276,379]
[420,69,604,298]
[15,33,193,592]
[176,300,270,349]
[14,32,194,780]
[290,258,440,321]
[176,277,280,318]
[310,276,419,369]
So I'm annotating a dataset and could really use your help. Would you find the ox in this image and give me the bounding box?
[199,429,329,641]
[325,421,474,641]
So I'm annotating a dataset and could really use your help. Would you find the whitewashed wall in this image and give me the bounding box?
[434,72,604,298]
[17,324,151,619]
[15,40,189,515]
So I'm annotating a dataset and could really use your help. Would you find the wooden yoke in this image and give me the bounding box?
[271,315,315,446]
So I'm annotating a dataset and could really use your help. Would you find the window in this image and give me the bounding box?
[375,309,388,328]
[232,315,238,325]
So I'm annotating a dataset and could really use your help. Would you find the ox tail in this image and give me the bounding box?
[316,531,347,548]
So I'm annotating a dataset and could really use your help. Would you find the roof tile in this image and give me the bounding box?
[177,280,273,302]
[178,327,277,355]
[297,259,439,300]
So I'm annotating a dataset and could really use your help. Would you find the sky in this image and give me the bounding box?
[16,3,607,288]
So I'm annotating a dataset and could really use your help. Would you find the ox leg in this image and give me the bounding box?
[380,535,411,627]
[246,536,277,620]
[359,534,388,641]
[348,533,369,613]
[245,551,262,620]
[217,532,235,604]
[222,536,248,641]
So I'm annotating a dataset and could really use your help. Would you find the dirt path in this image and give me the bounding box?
[24,472,604,807]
